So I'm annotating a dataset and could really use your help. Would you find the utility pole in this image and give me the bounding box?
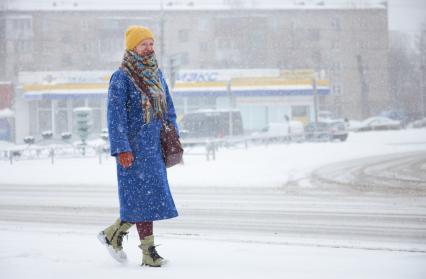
[421,29,426,119]
[421,64,425,119]
[169,56,179,89]
[312,74,318,124]
[227,79,234,136]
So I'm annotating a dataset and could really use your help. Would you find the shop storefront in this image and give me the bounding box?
[173,69,330,132]
[17,71,109,143]
[14,69,330,143]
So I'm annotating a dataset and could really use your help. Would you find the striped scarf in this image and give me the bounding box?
[121,50,168,124]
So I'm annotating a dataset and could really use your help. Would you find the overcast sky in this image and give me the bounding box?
[387,0,425,32]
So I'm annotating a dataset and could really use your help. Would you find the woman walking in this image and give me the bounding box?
[97,25,179,267]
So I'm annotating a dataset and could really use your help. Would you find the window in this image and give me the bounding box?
[292,106,309,118]
[55,110,69,134]
[29,101,38,135]
[178,29,189,43]
[55,100,70,136]
[330,62,342,76]
[61,31,71,44]
[38,100,52,134]
[198,19,209,32]
[57,99,67,108]
[187,96,216,112]
[331,40,340,50]
[332,84,342,96]
[180,52,189,65]
[216,39,231,49]
[100,37,122,53]
[311,50,322,65]
[88,99,100,108]
[199,42,208,52]
[358,40,369,49]
[72,99,85,108]
[331,18,341,30]
[308,29,320,41]
[62,54,72,66]
[0,43,4,54]
[81,20,89,32]
[38,99,51,109]
[16,40,33,53]
[91,109,102,133]
[82,42,95,53]
[6,16,32,40]
[13,18,32,32]
[42,19,50,33]
[39,110,52,134]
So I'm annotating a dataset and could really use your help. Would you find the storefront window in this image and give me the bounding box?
[291,105,310,124]
[28,101,38,135]
[38,100,52,135]
[87,98,101,133]
[57,99,67,108]
[38,110,52,133]
[38,99,51,109]
[55,110,68,135]
[91,109,102,134]
[88,98,101,108]
[239,105,268,131]
[187,96,216,112]
[172,97,184,116]
[269,106,291,123]
[72,98,85,108]
[292,106,309,117]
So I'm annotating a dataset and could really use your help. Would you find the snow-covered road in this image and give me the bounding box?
[1,130,426,278]
[1,152,425,253]
[311,151,426,194]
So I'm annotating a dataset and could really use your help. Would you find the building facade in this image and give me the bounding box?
[0,1,389,142]
[17,69,330,142]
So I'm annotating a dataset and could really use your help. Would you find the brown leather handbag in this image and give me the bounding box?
[160,119,184,168]
[134,72,184,168]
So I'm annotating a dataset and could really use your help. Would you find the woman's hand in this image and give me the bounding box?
[118,151,134,168]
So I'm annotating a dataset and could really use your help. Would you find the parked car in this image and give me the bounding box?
[179,109,244,139]
[407,117,426,129]
[348,120,363,132]
[305,120,348,142]
[379,110,408,127]
[354,117,401,132]
[253,121,305,143]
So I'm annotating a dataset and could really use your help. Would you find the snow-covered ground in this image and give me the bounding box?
[1,222,425,279]
[1,129,426,188]
[1,129,426,279]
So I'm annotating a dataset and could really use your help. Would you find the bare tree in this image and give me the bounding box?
[388,31,422,121]
[417,22,426,118]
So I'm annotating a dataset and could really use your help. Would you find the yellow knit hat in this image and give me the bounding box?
[125,25,154,50]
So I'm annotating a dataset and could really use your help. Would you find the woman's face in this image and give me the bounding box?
[134,38,154,57]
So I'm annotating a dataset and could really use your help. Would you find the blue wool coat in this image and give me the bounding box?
[107,68,179,222]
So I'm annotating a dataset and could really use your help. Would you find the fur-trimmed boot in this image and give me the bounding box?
[97,218,133,263]
[138,235,164,267]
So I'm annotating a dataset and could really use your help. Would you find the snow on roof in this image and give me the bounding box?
[1,0,387,12]
[0,108,15,118]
